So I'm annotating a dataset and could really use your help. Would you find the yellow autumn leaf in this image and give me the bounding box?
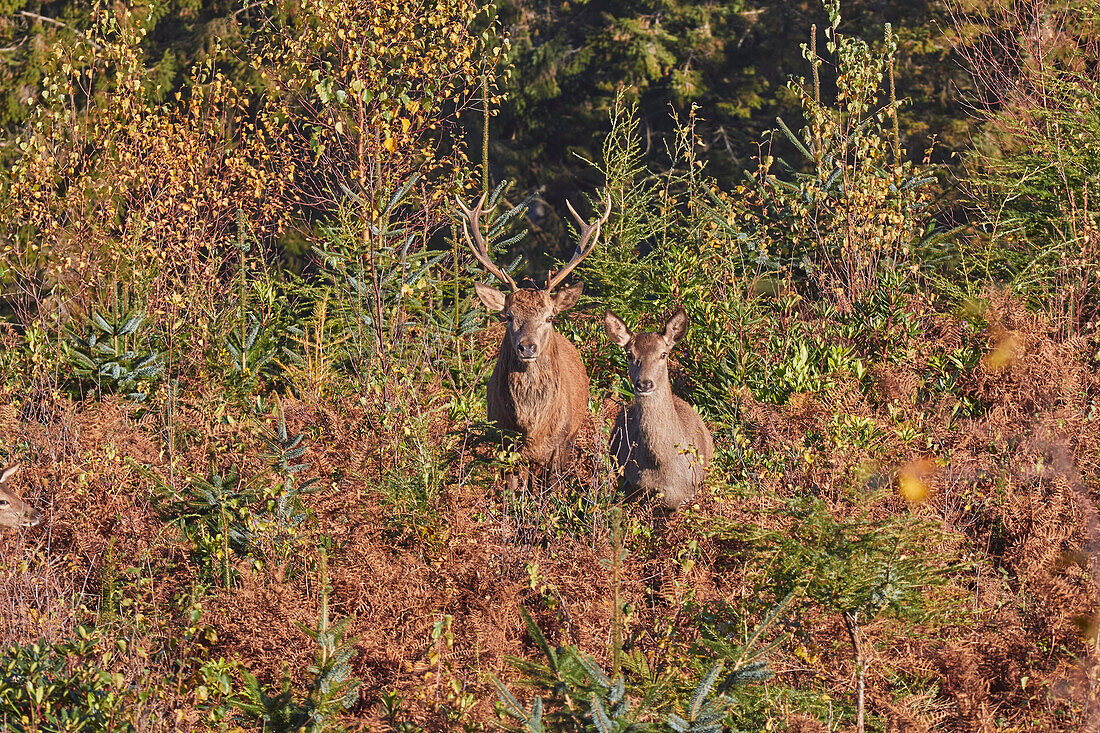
[384,136,396,153]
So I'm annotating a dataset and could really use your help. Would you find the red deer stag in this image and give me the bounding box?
[0,464,41,529]
[605,309,713,509]
[458,193,611,487]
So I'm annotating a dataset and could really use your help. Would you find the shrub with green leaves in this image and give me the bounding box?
[710,497,954,732]
[0,627,135,733]
[151,412,322,587]
[575,0,946,425]
[312,178,498,391]
[252,412,322,580]
[712,0,942,303]
[154,464,264,589]
[494,510,789,731]
[493,608,775,733]
[962,69,1100,334]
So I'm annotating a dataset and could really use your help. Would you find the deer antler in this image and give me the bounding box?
[547,194,612,291]
[456,193,519,291]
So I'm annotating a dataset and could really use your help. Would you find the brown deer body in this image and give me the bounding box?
[459,193,610,479]
[605,309,714,509]
[0,464,41,529]
[481,287,589,469]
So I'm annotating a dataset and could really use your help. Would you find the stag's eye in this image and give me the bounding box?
[661,352,668,360]
[0,499,8,507]
[505,312,514,322]
[545,315,553,323]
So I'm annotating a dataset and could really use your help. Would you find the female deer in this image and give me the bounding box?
[605,309,713,509]
[0,464,41,528]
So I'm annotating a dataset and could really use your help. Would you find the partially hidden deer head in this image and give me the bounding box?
[0,464,41,529]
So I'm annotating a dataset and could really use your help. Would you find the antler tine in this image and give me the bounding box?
[455,193,518,291]
[547,194,612,291]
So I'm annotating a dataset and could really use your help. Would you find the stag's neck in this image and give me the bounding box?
[496,335,561,431]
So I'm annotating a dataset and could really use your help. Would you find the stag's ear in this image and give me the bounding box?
[553,282,583,313]
[474,282,506,312]
[604,311,633,347]
[663,308,688,345]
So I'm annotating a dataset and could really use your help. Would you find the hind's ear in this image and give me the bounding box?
[604,311,632,347]
[0,464,19,484]
[663,308,688,345]
[553,282,583,313]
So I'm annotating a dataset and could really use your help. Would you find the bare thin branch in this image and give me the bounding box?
[17,10,100,51]
[18,10,69,30]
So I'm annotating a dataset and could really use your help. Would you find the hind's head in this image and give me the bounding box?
[0,464,41,529]
[604,308,688,396]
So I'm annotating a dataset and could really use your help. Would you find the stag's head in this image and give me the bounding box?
[0,464,41,529]
[458,193,611,363]
[474,283,583,362]
[604,309,688,397]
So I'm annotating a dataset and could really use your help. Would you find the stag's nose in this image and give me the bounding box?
[635,379,654,394]
[516,342,539,360]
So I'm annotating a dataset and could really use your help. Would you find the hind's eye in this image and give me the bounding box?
[505,312,514,322]
[0,499,8,507]
[661,352,668,360]
[546,315,553,323]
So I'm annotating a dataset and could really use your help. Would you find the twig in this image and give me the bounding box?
[18,10,69,30]
[231,1,266,20]
[17,10,100,51]
[0,38,28,53]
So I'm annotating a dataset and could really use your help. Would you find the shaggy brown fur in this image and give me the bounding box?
[0,464,39,528]
[478,285,590,469]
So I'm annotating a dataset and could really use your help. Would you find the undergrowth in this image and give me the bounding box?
[0,1,1097,732]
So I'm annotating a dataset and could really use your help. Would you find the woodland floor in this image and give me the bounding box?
[2,294,1100,731]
